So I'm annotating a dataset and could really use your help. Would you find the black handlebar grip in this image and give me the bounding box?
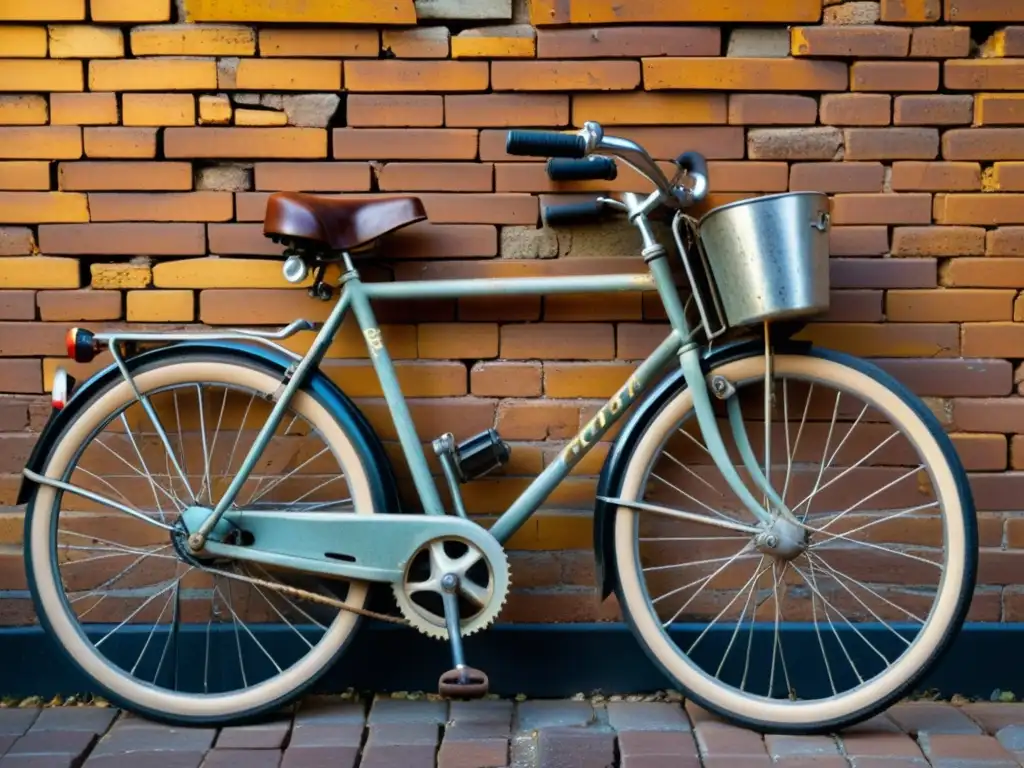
[506,130,586,159]
[546,157,618,182]
[675,151,709,182]
[542,201,606,226]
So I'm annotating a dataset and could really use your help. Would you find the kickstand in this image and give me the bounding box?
[437,573,489,699]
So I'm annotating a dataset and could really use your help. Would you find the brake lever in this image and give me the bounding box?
[596,196,628,212]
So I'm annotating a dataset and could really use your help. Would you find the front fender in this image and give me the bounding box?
[17,341,404,516]
[593,337,811,599]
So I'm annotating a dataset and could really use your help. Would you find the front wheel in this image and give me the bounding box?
[25,352,380,725]
[611,348,977,733]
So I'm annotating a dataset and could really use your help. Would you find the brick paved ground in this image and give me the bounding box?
[3,695,1024,767]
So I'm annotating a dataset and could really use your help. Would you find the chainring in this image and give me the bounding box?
[392,533,511,640]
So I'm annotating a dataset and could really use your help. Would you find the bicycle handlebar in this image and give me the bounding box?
[505,120,709,209]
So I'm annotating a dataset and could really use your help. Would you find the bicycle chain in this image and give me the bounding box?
[200,563,411,626]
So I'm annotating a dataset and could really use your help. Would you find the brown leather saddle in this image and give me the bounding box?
[263,192,427,254]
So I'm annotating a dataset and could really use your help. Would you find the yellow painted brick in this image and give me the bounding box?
[452,29,536,59]
[182,0,415,23]
[126,289,194,321]
[0,59,82,91]
[0,127,82,159]
[0,27,47,57]
[975,93,1024,125]
[122,94,195,126]
[235,59,341,90]
[0,192,87,222]
[89,59,216,91]
[90,0,170,22]
[0,161,51,190]
[91,262,152,289]
[48,25,123,57]
[234,108,287,126]
[258,28,378,57]
[198,94,232,124]
[566,0,821,23]
[50,93,118,125]
[0,257,80,288]
[129,24,255,55]
[153,257,339,288]
[0,95,47,125]
[643,57,848,91]
[0,0,84,21]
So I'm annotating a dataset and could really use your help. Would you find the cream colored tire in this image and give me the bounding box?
[26,354,377,725]
[612,350,976,734]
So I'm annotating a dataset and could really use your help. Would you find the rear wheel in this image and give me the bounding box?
[25,353,378,725]
[612,348,976,733]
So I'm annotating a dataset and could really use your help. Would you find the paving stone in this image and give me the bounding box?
[0,756,80,768]
[606,703,690,732]
[995,723,1024,752]
[367,723,439,746]
[82,753,206,768]
[366,698,447,726]
[358,744,437,768]
[842,731,926,759]
[293,698,365,726]
[6,731,95,757]
[287,724,363,748]
[0,711,40,737]
[919,733,1019,767]
[536,726,615,768]
[0,735,15,755]
[694,722,768,759]
[849,759,930,768]
[448,700,512,725]
[29,708,118,735]
[888,702,983,735]
[764,734,841,758]
[699,756,770,768]
[775,758,850,768]
[964,703,1024,734]
[215,721,291,750]
[514,700,594,732]
[200,749,282,768]
[842,714,904,734]
[618,730,699,763]
[91,725,216,755]
[279,747,358,768]
[437,730,507,768]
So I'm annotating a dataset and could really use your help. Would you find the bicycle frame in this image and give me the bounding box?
[186,191,786,546]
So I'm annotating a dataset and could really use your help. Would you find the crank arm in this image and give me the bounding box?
[597,497,759,535]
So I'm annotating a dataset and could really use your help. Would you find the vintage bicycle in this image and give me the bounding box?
[19,121,976,734]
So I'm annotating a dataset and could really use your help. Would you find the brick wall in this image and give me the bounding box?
[1,0,1024,627]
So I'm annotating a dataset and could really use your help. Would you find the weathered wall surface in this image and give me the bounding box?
[1,0,1024,625]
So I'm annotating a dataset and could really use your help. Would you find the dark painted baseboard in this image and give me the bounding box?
[0,621,1020,701]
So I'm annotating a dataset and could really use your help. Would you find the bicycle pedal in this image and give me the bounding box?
[438,666,489,699]
[432,429,510,484]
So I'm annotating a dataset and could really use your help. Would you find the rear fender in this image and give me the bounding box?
[17,340,404,515]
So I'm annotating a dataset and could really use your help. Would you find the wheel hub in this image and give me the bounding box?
[754,515,808,561]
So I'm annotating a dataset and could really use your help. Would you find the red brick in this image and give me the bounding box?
[727,94,817,125]
[470,361,541,397]
[935,194,1024,224]
[851,61,938,92]
[892,226,985,256]
[644,57,848,91]
[881,0,942,21]
[990,162,1024,191]
[86,191,232,222]
[943,128,1024,161]
[790,162,884,193]
[844,128,938,160]
[0,161,49,190]
[614,126,744,160]
[0,126,81,159]
[382,27,449,58]
[891,161,981,191]
[888,289,1013,322]
[379,222,498,258]
[709,161,789,192]
[346,94,442,127]
[36,289,121,321]
[500,323,614,360]
[946,60,1024,90]
[165,127,325,159]
[446,94,569,127]
[544,293,642,322]
[955,397,1024,432]
[0,291,36,320]
[492,60,639,91]
[830,226,890,256]
[910,26,971,57]
[58,161,192,191]
[537,26,720,58]
[38,223,205,255]
[941,258,1024,287]
[894,94,973,125]
[831,193,933,224]
[963,323,1024,357]
[975,94,1024,125]
[946,0,1024,21]
[0,359,41,393]
[332,128,477,160]
[791,26,910,57]
[344,60,488,92]
[418,323,497,359]
[795,322,958,357]
[378,162,493,192]
[831,257,937,289]
[83,127,156,158]
[252,162,370,192]
[987,227,1024,256]
[819,93,891,125]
